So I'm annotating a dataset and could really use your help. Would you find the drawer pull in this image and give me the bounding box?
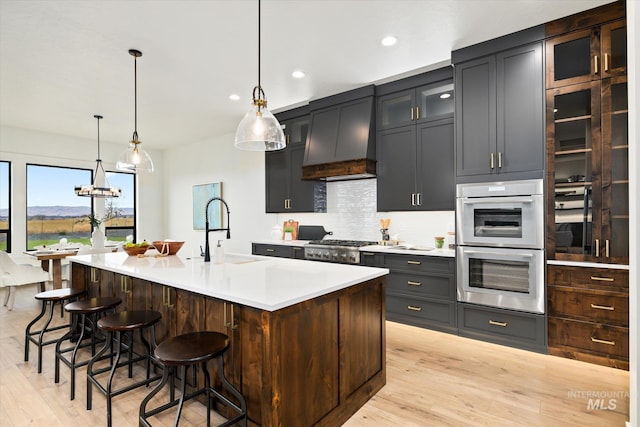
[407,281,422,286]
[590,303,614,311]
[590,276,614,282]
[361,252,375,256]
[266,249,275,252]
[591,337,615,346]
[407,305,422,312]
[489,320,508,327]
[407,260,422,265]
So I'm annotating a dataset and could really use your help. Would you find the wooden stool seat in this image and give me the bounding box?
[97,310,162,332]
[87,310,163,427]
[139,331,247,427]
[25,287,86,373]
[154,331,229,366]
[55,296,122,400]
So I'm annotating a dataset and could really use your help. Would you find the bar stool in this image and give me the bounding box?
[54,296,122,400]
[139,331,247,427]
[24,287,86,373]
[87,310,163,427]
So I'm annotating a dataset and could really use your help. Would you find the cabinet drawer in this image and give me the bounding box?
[252,243,294,258]
[548,317,629,359]
[548,286,628,327]
[387,294,456,330]
[387,272,455,301]
[379,253,454,274]
[458,304,546,352]
[547,265,629,291]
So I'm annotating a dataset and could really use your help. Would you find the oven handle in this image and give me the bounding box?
[462,197,533,204]
[462,249,533,258]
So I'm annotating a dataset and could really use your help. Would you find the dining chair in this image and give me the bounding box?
[0,250,50,310]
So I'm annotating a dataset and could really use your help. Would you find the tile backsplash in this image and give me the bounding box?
[275,179,454,246]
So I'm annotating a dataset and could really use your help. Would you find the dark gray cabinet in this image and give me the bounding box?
[265,110,325,213]
[367,252,457,333]
[457,303,546,353]
[376,70,455,211]
[455,40,544,182]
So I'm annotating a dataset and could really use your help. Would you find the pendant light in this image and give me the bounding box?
[75,115,122,198]
[234,0,285,151]
[116,49,154,173]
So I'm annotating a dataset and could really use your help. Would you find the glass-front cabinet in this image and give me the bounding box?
[546,77,628,264]
[545,19,626,89]
[377,82,454,130]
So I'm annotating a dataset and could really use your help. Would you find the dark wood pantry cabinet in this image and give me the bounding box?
[453,27,545,183]
[376,68,455,211]
[545,1,629,370]
[265,106,325,213]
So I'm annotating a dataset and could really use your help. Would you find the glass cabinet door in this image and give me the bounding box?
[417,82,454,122]
[283,116,309,146]
[547,81,601,257]
[545,29,595,89]
[601,76,628,261]
[378,90,415,129]
[601,19,627,78]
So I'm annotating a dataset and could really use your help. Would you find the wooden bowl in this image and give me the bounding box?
[153,241,185,256]
[123,245,149,256]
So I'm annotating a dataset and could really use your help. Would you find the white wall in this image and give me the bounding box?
[0,125,164,252]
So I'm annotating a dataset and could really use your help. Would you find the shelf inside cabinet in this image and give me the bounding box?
[554,114,591,123]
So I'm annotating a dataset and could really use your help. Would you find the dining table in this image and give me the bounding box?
[23,249,78,289]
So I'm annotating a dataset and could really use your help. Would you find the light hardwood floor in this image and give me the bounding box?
[0,284,630,426]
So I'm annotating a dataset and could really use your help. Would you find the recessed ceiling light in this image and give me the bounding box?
[292,70,305,79]
[381,36,398,47]
[440,93,451,99]
[229,94,240,101]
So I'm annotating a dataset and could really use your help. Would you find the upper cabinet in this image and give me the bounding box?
[545,19,627,89]
[376,68,455,211]
[265,108,326,213]
[545,5,628,264]
[453,30,545,183]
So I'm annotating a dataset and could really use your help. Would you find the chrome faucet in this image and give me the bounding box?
[203,197,230,262]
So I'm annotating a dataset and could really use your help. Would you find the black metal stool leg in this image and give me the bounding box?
[55,310,80,384]
[25,300,47,362]
[36,301,56,373]
[203,362,211,427]
[87,330,113,410]
[174,365,188,427]
[139,365,172,427]
[106,330,124,427]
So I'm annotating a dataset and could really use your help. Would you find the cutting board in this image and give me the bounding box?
[282,219,299,240]
[297,225,333,241]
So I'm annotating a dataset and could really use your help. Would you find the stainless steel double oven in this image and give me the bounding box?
[456,179,545,314]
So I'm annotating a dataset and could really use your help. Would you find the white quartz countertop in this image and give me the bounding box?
[69,252,388,312]
[253,240,455,257]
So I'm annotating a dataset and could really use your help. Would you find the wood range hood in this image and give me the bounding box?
[302,85,376,181]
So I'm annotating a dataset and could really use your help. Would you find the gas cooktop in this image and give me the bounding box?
[304,240,376,264]
[306,240,376,247]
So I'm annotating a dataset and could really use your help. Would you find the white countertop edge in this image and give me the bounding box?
[547,260,629,270]
[359,245,455,257]
[69,253,389,312]
[252,240,310,247]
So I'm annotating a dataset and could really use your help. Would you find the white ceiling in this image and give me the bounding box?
[0,0,613,150]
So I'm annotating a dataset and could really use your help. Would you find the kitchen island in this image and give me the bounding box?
[69,252,388,426]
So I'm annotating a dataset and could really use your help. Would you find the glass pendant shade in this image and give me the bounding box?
[116,140,154,173]
[75,115,121,198]
[234,99,286,151]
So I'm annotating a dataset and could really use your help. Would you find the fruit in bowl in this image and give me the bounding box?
[123,241,150,256]
[153,240,185,256]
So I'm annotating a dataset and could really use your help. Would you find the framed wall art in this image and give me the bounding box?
[192,182,222,230]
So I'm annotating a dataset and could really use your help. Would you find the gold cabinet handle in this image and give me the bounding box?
[416,193,421,206]
[490,152,495,169]
[590,303,614,311]
[163,286,174,308]
[595,239,600,257]
[407,260,422,265]
[410,107,414,121]
[489,320,508,327]
[605,239,610,258]
[90,267,98,283]
[591,337,615,346]
[594,55,599,75]
[266,248,275,252]
[498,152,502,169]
[416,106,419,119]
[286,134,290,145]
[590,276,614,282]
[407,281,422,286]
[407,305,422,312]
[231,303,238,330]
[361,252,375,256]
[604,53,609,72]
[121,276,131,293]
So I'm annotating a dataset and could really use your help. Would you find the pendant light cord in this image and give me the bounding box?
[258,0,261,96]
[96,115,101,160]
[133,54,138,141]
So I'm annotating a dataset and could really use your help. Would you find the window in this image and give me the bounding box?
[0,161,10,252]
[26,164,137,249]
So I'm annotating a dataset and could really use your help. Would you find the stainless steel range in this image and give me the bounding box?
[305,240,376,264]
